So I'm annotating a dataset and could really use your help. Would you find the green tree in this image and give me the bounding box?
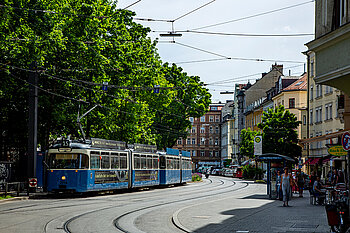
[257,105,301,159]
[239,128,258,158]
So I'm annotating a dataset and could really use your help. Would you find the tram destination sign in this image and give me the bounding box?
[134,143,157,153]
[91,138,126,150]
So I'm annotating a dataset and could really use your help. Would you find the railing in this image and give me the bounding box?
[0,182,28,197]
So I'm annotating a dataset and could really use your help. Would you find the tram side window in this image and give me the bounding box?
[167,159,173,169]
[134,154,140,169]
[141,155,147,169]
[160,156,166,169]
[153,156,158,169]
[101,156,110,169]
[111,156,119,169]
[147,155,152,169]
[49,153,89,169]
[120,153,127,169]
[91,155,100,169]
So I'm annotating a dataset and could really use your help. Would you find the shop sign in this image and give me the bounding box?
[328,145,347,156]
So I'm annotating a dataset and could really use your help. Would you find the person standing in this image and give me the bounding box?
[276,170,282,200]
[296,169,305,197]
[281,167,293,207]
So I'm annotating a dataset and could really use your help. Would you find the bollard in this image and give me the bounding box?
[5,183,8,196]
[17,182,20,197]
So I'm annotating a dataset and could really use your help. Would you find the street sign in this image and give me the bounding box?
[342,131,350,151]
[28,178,37,188]
[254,136,262,156]
[328,145,347,156]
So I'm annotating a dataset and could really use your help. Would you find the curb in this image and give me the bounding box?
[0,196,29,204]
[172,207,192,233]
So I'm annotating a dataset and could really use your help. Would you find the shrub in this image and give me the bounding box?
[192,173,202,182]
[242,165,263,179]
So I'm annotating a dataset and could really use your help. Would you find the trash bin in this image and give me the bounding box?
[325,204,340,226]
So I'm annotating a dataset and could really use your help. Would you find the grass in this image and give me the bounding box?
[0,195,13,200]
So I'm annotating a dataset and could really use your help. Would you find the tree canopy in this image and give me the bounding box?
[0,0,211,167]
[257,105,302,159]
[239,128,259,159]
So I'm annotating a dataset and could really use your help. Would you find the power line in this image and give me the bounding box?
[173,0,216,22]
[175,58,228,65]
[174,30,314,37]
[191,0,315,30]
[124,0,143,10]
[173,41,305,64]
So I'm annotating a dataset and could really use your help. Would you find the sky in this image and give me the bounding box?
[117,0,315,103]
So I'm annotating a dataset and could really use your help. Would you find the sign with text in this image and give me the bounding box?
[254,136,262,156]
[94,170,128,184]
[328,145,347,156]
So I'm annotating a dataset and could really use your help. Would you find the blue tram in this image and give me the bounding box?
[47,138,192,193]
[159,148,181,185]
[180,151,192,183]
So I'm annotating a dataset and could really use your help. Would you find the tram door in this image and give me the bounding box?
[128,151,132,189]
[180,157,183,183]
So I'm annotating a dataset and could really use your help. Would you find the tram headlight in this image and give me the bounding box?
[61,176,66,180]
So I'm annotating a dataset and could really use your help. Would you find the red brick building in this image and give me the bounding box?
[173,103,224,168]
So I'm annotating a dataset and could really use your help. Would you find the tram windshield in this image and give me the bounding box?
[49,153,89,169]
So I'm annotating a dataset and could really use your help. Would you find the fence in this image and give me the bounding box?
[0,182,28,197]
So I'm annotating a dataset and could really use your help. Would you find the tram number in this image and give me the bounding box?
[61,140,70,147]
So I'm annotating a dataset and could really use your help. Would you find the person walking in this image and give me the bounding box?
[281,167,293,207]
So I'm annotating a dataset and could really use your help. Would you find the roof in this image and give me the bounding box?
[282,73,307,91]
[256,153,296,162]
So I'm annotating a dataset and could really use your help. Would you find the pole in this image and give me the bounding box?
[27,62,38,179]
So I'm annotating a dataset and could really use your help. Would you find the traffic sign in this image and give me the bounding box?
[28,178,37,188]
[254,136,262,155]
[342,132,350,151]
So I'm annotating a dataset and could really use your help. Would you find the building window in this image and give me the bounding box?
[191,127,196,133]
[187,138,191,145]
[209,151,213,157]
[310,85,314,100]
[310,59,315,77]
[319,107,322,122]
[189,117,194,123]
[200,151,205,157]
[211,106,218,111]
[325,105,329,120]
[329,104,333,119]
[215,138,219,145]
[192,138,196,145]
[303,115,306,125]
[310,109,313,124]
[215,115,220,122]
[192,150,196,157]
[200,127,205,133]
[209,126,213,134]
[322,0,327,26]
[200,116,205,122]
[289,98,295,109]
[215,126,219,134]
[177,138,182,145]
[209,138,213,145]
[200,138,205,145]
[209,116,214,122]
[215,151,219,157]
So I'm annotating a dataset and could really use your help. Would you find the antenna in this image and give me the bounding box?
[77,104,98,141]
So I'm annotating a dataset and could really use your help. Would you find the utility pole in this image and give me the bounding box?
[27,62,38,178]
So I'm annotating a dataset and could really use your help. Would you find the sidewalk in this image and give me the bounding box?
[174,183,330,233]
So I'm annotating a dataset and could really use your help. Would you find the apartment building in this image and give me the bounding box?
[221,101,235,165]
[174,103,224,168]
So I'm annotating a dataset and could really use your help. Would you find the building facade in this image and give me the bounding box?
[174,103,225,168]
[221,101,235,165]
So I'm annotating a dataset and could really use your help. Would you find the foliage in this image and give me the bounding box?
[192,173,202,182]
[242,164,263,179]
[0,1,211,171]
[257,105,302,159]
[239,128,259,158]
[223,159,232,167]
[0,195,13,200]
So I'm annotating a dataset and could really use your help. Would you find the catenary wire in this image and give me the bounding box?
[173,30,314,37]
[123,0,143,10]
[191,0,315,30]
[173,0,216,22]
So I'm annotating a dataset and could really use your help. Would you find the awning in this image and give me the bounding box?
[299,129,350,145]
[241,160,250,166]
[303,158,312,165]
[309,158,320,165]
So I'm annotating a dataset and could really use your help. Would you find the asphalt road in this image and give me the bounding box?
[0,177,328,233]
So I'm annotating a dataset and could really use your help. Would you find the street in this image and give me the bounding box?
[0,176,328,233]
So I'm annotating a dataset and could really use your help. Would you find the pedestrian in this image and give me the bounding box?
[310,171,317,188]
[296,169,305,197]
[276,170,282,200]
[280,167,293,207]
[332,169,339,185]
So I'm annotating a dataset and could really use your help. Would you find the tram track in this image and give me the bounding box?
[113,179,248,233]
[61,178,234,233]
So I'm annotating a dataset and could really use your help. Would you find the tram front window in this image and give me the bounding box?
[49,153,89,169]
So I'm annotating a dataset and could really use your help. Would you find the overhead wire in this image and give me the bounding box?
[123,0,143,10]
[191,0,315,30]
[173,30,314,37]
[172,0,216,22]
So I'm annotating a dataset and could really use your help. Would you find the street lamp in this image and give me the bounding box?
[159,32,182,37]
